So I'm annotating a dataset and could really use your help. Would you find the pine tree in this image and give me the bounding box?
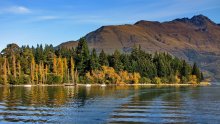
[75,38,90,75]
[99,49,109,66]
[0,42,204,85]
[111,50,123,72]
[192,63,201,81]
[157,59,167,77]
[180,60,190,82]
[90,48,100,71]
[200,72,204,81]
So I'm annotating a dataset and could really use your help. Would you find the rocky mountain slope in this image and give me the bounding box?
[58,15,220,81]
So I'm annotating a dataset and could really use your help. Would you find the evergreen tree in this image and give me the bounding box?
[200,72,204,81]
[192,63,201,81]
[99,49,109,66]
[0,42,204,85]
[157,59,167,77]
[75,38,90,75]
[180,60,191,82]
[90,48,100,71]
[110,50,123,72]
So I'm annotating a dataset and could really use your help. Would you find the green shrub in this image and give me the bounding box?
[46,74,62,84]
[161,77,169,84]
[18,75,31,84]
[168,75,176,84]
[140,77,151,84]
[78,76,86,84]
[181,76,188,84]
[0,77,3,85]
[151,77,161,84]
[8,75,18,85]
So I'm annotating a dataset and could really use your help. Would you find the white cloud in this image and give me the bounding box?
[3,6,31,14]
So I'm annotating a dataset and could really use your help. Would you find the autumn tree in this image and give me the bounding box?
[70,57,75,83]
[30,57,35,83]
[12,55,16,78]
[57,57,64,81]
[63,58,68,83]
[53,56,57,74]
[3,57,7,85]
[17,60,21,78]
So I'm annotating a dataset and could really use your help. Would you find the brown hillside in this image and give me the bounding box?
[58,15,220,81]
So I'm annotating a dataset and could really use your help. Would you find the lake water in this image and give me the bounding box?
[0,85,219,124]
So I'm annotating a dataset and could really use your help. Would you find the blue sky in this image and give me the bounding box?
[0,0,220,51]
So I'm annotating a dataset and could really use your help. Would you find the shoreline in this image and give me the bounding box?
[0,82,211,87]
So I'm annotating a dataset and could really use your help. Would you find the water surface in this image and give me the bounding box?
[0,85,219,124]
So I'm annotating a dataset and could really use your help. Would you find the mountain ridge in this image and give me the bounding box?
[58,15,220,80]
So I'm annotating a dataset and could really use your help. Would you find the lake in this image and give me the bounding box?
[0,85,219,124]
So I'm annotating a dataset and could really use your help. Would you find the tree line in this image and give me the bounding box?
[0,38,204,85]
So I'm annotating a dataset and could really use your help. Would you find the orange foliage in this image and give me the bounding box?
[86,66,141,84]
[189,75,198,84]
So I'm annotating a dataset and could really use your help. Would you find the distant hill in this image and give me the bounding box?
[58,15,220,81]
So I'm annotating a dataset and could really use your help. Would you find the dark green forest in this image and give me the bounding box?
[0,38,203,85]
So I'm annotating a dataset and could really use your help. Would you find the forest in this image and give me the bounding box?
[0,38,203,85]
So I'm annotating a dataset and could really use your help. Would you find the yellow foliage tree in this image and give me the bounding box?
[133,72,141,84]
[35,64,39,83]
[45,65,48,81]
[12,55,16,78]
[17,60,21,78]
[57,57,64,81]
[119,71,129,84]
[53,56,57,74]
[6,59,11,75]
[30,57,35,84]
[92,70,105,83]
[3,57,7,85]
[39,62,44,84]
[189,75,198,84]
[175,75,181,84]
[85,66,142,85]
[70,57,75,83]
[85,72,94,84]
[63,58,68,82]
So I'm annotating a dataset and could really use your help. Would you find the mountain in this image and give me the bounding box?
[58,15,220,81]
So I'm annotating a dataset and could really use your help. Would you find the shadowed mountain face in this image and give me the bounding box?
[58,15,220,81]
